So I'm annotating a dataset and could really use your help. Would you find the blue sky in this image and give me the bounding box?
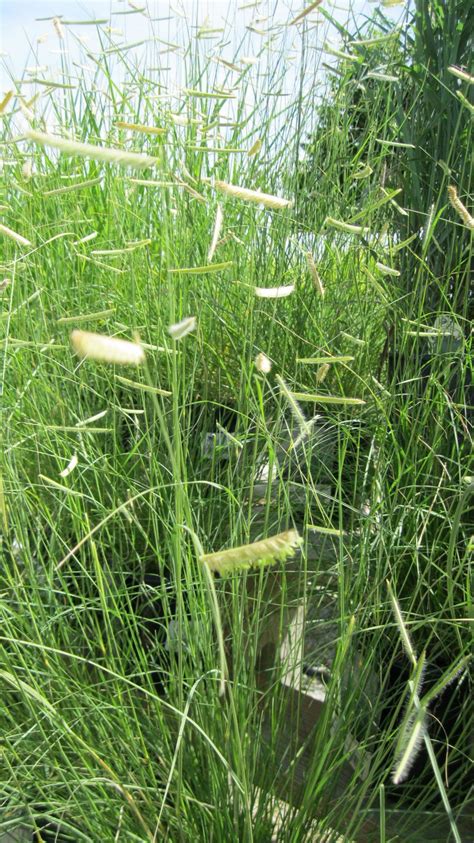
[0,1,405,93]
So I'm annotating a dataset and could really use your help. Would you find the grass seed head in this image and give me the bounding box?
[207,205,223,262]
[392,710,427,785]
[201,529,302,574]
[59,454,78,478]
[0,223,32,247]
[315,363,330,383]
[168,316,197,340]
[276,374,310,433]
[25,130,158,170]
[0,91,13,114]
[214,180,293,209]
[53,17,65,40]
[22,160,33,180]
[448,65,474,85]
[376,261,400,276]
[306,252,325,296]
[248,139,262,156]
[290,1,323,26]
[255,352,272,373]
[70,330,145,365]
[447,185,474,230]
[353,164,373,179]
[255,284,295,298]
[325,216,370,235]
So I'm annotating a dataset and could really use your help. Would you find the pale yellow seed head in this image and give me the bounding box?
[70,330,145,365]
[22,160,33,180]
[167,316,197,340]
[59,454,78,478]
[248,139,262,156]
[0,223,32,247]
[352,164,373,180]
[315,363,330,383]
[19,99,34,122]
[290,0,324,26]
[201,529,301,574]
[255,352,272,373]
[53,17,65,40]
[214,180,293,210]
[255,284,295,298]
[376,261,400,277]
[447,185,474,230]
[0,91,13,115]
[26,129,158,170]
[306,252,325,296]
[207,205,223,262]
[325,216,370,235]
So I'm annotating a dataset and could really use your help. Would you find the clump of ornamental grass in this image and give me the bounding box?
[0,2,472,842]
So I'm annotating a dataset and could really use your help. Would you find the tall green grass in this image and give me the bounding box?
[1,3,472,841]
